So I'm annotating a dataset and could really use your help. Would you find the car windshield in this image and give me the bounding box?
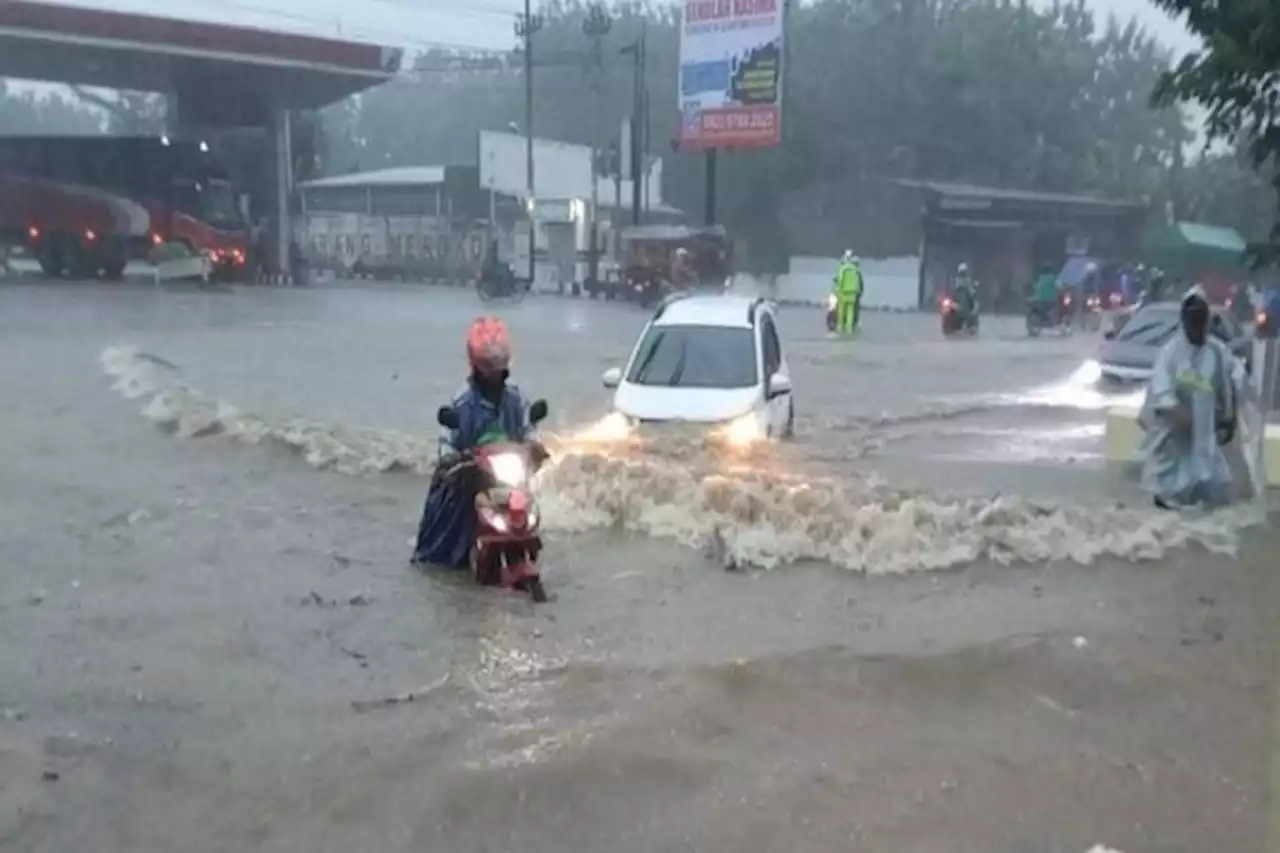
[200,179,242,226]
[1117,311,1180,347]
[1119,306,1236,347]
[625,324,758,389]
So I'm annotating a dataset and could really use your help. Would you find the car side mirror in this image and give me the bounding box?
[767,372,792,399]
[602,367,622,389]
[436,405,460,430]
[529,399,549,425]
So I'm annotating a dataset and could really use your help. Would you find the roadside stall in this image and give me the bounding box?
[610,224,734,306]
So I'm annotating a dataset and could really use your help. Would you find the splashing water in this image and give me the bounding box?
[101,345,1260,574]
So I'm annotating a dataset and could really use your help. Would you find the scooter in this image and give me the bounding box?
[435,400,551,602]
[476,263,526,302]
[1080,293,1103,332]
[824,293,837,331]
[940,293,979,336]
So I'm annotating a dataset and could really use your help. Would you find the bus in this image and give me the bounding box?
[0,135,249,280]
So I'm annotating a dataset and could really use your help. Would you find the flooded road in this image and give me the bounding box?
[0,280,1275,853]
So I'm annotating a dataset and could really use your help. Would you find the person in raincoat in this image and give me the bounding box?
[832,251,863,334]
[412,316,536,567]
[1138,286,1239,509]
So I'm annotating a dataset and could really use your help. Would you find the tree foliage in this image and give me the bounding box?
[325,0,1191,268]
[1150,0,1280,254]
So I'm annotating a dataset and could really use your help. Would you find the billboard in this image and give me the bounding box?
[477,130,663,206]
[677,0,784,149]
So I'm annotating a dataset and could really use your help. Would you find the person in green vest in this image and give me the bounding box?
[832,251,864,335]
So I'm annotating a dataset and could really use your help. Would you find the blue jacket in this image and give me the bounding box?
[415,379,534,568]
[445,379,533,452]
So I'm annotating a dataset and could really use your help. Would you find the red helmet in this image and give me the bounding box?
[466,315,511,377]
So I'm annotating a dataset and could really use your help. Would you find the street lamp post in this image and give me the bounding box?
[583,4,612,290]
[515,3,544,288]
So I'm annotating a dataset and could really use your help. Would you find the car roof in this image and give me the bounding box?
[651,294,764,329]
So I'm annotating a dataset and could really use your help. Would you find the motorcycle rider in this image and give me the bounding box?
[952,262,978,322]
[412,316,538,567]
[832,251,863,334]
[1030,260,1058,324]
[671,247,698,291]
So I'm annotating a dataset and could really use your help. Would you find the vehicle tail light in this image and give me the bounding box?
[26,225,40,241]
[84,229,97,242]
[1258,310,1269,327]
[232,248,245,265]
[151,232,164,246]
[1109,292,1122,306]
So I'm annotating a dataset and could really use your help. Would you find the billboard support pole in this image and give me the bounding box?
[704,149,718,226]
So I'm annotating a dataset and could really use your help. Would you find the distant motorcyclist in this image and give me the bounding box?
[1145,268,1171,302]
[832,251,863,334]
[952,258,977,325]
[1030,261,1058,320]
[1081,262,1100,300]
[412,316,537,567]
[952,262,978,313]
[671,247,697,291]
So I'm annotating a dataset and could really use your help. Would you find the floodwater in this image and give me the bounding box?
[0,279,1275,853]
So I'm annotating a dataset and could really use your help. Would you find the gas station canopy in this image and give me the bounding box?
[0,1,401,122]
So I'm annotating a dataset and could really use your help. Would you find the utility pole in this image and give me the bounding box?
[583,4,611,289]
[620,23,647,226]
[515,3,544,287]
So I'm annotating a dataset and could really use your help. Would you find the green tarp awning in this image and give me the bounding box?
[1141,221,1248,275]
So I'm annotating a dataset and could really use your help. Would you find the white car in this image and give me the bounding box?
[595,293,794,445]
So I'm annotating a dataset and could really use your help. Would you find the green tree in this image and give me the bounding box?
[1150,0,1280,251]
[325,0,1192,270]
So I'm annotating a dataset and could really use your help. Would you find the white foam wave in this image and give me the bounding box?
[101,345,1261,574]
[101,345,439,475]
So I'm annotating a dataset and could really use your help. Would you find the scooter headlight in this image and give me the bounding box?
[489,452,527,487]
[825,293,837,310]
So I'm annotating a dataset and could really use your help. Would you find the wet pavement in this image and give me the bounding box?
[0,279,1275,853]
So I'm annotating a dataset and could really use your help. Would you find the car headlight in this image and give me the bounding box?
[575,410,633,442]
[722,412,765,447]
[1071,359,1102,385]
[488,452,527,487]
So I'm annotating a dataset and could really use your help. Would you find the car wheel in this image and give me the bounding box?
[782,401,795,439]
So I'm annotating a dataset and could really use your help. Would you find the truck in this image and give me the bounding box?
[0,135,249,280]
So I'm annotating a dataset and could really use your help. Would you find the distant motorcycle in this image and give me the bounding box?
[1080,293,1103,332]
[476,263,526,302]
[940,293,979,336]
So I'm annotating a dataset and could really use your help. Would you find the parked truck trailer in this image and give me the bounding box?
[0,135,249,280]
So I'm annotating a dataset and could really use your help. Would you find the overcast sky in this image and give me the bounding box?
[19,0,1197,55]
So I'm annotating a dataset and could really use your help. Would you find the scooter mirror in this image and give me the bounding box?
[437,406,460,430]
[529,399,549,425]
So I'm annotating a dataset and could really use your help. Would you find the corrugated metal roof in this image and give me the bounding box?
[892,178,1144,210]
[300,166,446,189]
